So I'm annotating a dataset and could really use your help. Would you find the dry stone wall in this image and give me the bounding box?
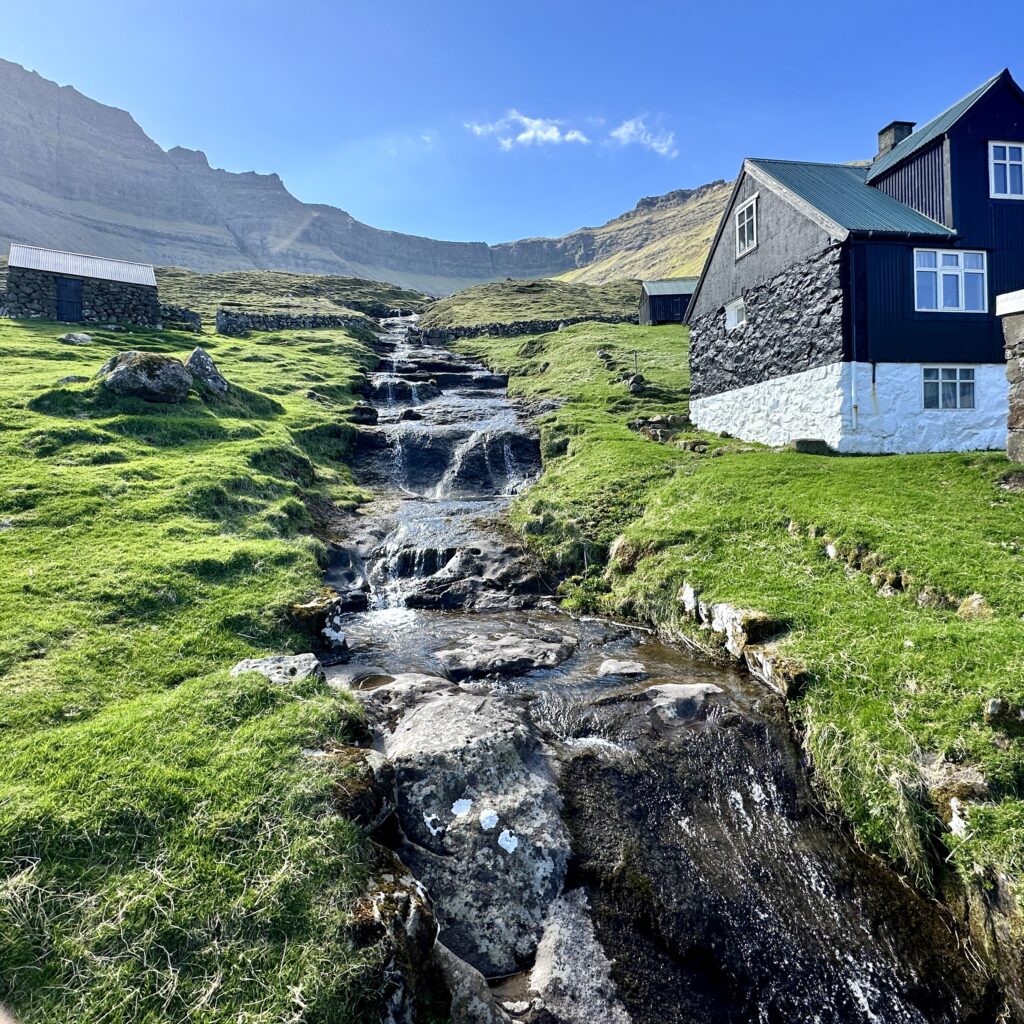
[688,243,845,399]
[5,267,161,325]
[215,308,373,337]
[419,313,637,342]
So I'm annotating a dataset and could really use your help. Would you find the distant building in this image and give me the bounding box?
[4,244,160,325]
[639,278,698,325]
[686,69,1024,454]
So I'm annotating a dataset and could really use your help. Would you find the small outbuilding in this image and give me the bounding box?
[4,244,160,326]
[639,278,698,326]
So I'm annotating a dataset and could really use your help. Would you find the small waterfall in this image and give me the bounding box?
[503,436,522,495]
[385,426,416,495]
[434,428,489,499]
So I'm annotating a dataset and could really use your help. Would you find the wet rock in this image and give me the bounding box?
[598,658,646,678]
[529,889,632,1024]
[229,653,325,685]
[350,404,379,425]
[641,682,724,721]
[185,346,229,395]
[59,332,92,345]
[400,408,423,421]
[361,687,570,977]
[97,350,192,403]
[320,603,349,656]
[433,944,514,1024]
[436,631,577,680]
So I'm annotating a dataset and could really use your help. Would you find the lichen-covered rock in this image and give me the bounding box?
[229,653,325,685]
[359,685,570,977]
[97,350,192,403]
[436,632,576,680]
[433,944,514,1024]
[59,332,93,345]
[185,346,229,395]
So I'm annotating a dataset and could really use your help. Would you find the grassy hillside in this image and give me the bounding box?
[0,318,394,1022]
[155,266,432,319]
[456,321,1024,928]
[555,180,731,284]
[418,278,639,330]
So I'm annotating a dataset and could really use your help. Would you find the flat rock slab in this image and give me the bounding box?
[436,632,577,680]
[597,658,646,677]
[230,653,325,685]
[364,686,570,977]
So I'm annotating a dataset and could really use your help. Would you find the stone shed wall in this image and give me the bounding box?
[5,267,161,326]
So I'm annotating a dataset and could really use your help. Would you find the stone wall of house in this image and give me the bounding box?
[159,304,202,333]
[215,309,373,337]
[688,243,845,399]
[1004,309,1024,461]
[5,267,161,325]
[418,313,638,342]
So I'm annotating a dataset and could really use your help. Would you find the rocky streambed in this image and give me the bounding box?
[298,318,1003,1022]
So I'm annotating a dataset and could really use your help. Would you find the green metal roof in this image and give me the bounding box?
[641,278,699,296]
[865,72,1004,182]
[749,158,954,236]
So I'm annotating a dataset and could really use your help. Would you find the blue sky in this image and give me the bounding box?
[4,0,1023,243]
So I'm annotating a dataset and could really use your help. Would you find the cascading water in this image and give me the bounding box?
[330,315,1002,1023]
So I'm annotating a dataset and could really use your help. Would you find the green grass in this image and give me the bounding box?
[419,278,640,331]
[0,318,391,1022]
[154,265,432,321]
[458,321,1024,911]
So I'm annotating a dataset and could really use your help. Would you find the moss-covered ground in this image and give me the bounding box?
[457,320,1024,910]
[0,318,387,1022]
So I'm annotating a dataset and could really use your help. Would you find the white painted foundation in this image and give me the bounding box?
[690,361,1008,454]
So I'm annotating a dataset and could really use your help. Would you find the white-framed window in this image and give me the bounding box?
[735,195,757,258]
[923,366,976,410]
[914,249,987,313]
[725,297,746,330]
[990,141,1024,199]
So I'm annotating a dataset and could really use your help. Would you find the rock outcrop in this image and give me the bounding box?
[185,346,229,395]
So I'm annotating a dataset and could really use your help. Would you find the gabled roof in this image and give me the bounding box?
[748,159,954,237]
[865,71,1006,182]
[7,244,157,287]
[642,278,699,296]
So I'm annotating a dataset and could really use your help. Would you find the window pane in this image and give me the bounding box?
[916,250,937,268]
[994,145,1007,160]
[941,381,958,408]
[942,274,961,308]
[941,368,957,381]
[964,273,986,311]
[1011,146,1023,161]
[964,252,984,269]
[959,381,975,409]
[923,368,939,381]
[917,271,938,308]
[1012,164,1024,195]
[995,164,1009,194]
[960,367,975,380]
[941,253,960,267]
[924,381,940,408]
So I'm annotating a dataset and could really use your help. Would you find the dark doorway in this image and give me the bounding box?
[672,298,682,321]
[56,277,83,322]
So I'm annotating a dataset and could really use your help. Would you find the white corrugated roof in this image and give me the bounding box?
[7,244,157,287]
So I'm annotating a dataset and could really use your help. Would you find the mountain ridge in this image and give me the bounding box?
[0,58,728,293]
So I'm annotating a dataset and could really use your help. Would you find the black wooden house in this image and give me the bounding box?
[685,69,1024,453]
[639,278,698,325]
[4,244,160,326]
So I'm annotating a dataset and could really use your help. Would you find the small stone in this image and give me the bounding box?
[229,653,325,685]
[957,593,993,620]
[185,346,229,395]
[55,375,89,386]
[597,658,646,677]
[400,408,423,421]
[59,332,92,345]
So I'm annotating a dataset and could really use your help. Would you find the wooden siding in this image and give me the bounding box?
[871,141,948,227]
[642,293,690,324]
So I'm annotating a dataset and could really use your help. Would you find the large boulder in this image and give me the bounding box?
[97,350,192,403]
[436,631,576,680]
[186,346,229,395]
[360,684,570,977]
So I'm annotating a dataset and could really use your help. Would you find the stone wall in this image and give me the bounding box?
[689,243,845,400]
[5,267,161,325]
[419,313,638,342]
[1004,309,1024,461]
[215,308,374,337]
[159,304,202,333]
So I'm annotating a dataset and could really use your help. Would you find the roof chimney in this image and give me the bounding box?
[876,120,915,160]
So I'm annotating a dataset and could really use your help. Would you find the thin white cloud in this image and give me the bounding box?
[465,110,590,149]
[609,116,678,158]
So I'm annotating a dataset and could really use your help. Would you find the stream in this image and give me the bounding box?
[324,317,997,1024]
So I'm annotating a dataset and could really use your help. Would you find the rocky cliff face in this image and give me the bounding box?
[0,58,727,293]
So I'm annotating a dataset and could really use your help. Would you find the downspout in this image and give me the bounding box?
[849,244,859,431]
